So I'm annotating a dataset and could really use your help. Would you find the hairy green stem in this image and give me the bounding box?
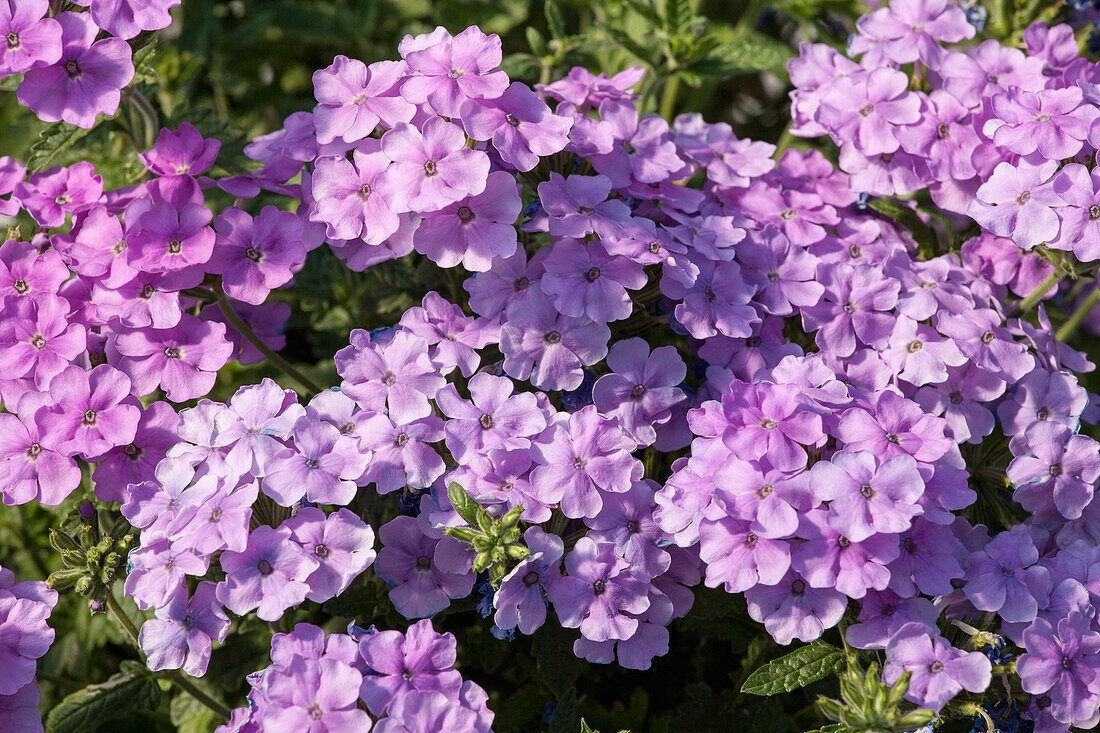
[1056,287,1099,342]
[214,283,324,397]
[106,591,232,722]
[1013,268,1063,316]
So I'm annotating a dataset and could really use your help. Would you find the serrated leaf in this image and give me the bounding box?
[665,0,694,34]
[533,619,580,698]
[26,121,95,174]
[741,640,845,696]
[545,1,566,40]
[686,28,792,78]
[45,671,161,733]
[548,687,577,733]
[132,42,159,84]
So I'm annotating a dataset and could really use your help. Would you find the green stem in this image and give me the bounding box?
[1012,267,1063,316]
[214,283,324,397]
[106,591,232,722]
[1056,286,1099,342]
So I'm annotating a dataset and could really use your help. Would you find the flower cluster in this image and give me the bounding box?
[0,562,57,731]
[217,620,493,733]
[7,2,1100,730]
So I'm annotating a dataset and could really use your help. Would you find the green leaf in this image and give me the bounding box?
[867,198,938,258]
[526,26,548,57]
[447,482,482,528]
[131,42,159,85]
[26,121,95,174]
[740,640,845,696]
[545,1,566,40]
[170,689,218,733]
[533,619,580,698]
[600,25,653,62]
[548,687,577,733]
[665,0,694,34]
[580,720,597,733]
[45,671,162,733]
[685,28,792,78]
[803,725,846,733]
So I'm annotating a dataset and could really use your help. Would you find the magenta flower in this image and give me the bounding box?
[17,12,134,128]
[1052,163,1100,262]
[0,395,80,506]
[0,0,60,76]
[357,618,462,715]
[40,364,139,458]
[379,117,490,213]
[412,170,520,272]
[401,26,509,117]
[530,405,640,519]
[461,82,572,171]
[745,571,846,645]
[0,294,86,390]
[374,516,474,619]
[883,623,991,711]
[112,316,235,401]
[208,205,305,305]
[548,537,650,642]
[70,0,179,39]
[284,507,376,603]
[356,413,445,493]
[14,161,103,228]
[500,295,610,391]
[90,400,177,503]
[1017,613,1100,725]
[718,381,824,472]
[139,122,221,176]
[436,372,546,462]
[263,417,369,506]
[217,524,320,622]
[128,200,215,273]
[138,581,229,677]
[310,143,401,244]
[312,56,414,145]
[818,68,920,156]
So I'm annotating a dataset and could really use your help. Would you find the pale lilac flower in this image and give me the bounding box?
[592,338,686,446]
[997,368,1087,437]
[969,160,1061,249]
[208,206,305,305]
[310,143,401,244]
[461,82,573,172]
[356,413,445,493]
[1008,421,1100,520]
[698,516,791,592]
[401,26,509,117]
[500,295,610,391]
[379,117,490,213]
[745,571,846,645]
[139,582,229,677]
[374,516,474,619]
[810,450,924,542]
[883,623,992,711]
[791,510,900,599]
[0,294,86,390]
[801,263,899,357]
[411,170,520,272]
[263,417,369,506]
[435,372,546,462]
[1017,613,1100,725]
[548,537,650,642]
[854,0,974,65]
[493,527,563,635]
[112,316,235,402]
[312,56,414,145]
[964,528,1051,624]
[541,238,647,323]
[217,525,321,622]
[397,292,500,377]
[284,507,376,603]
[338,331,445,423]
[70,0,180,39]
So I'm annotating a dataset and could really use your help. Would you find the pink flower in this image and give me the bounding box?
[379,117,490,213]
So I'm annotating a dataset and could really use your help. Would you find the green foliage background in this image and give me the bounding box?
[0,1,876,731]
